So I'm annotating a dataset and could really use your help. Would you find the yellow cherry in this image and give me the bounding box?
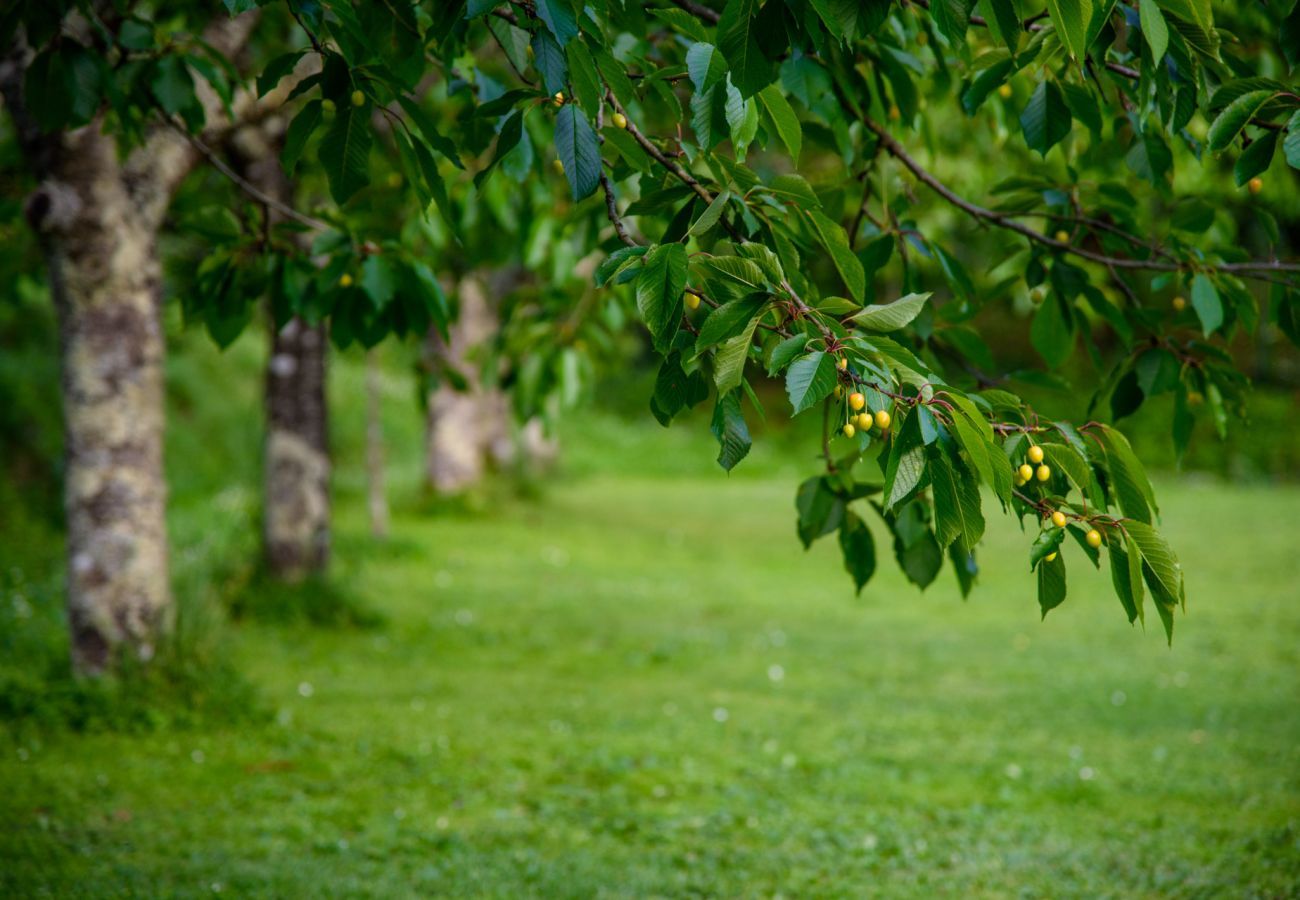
[843,423,856,438]
[1248,177,1263,195]
[1014,475,1027,487]
[1035,464,1051,482]
[834,384,843,398]
[998,83,1012,99]
[1055,229,1070,243]
[612,112,628,129]
[1172,296,1187,312]
[837,356,848,371]
[874,409,891,431]
[1051,511,1067,529]
[321,98,336,115]
[338,273,353,288]
[856,412,873,430]
[1018,464,1034,482]
[1086,529,1103,548]
[351,89,365,107]
[685,293,700,310]
[552,159,565,175]
[553,91,565,106]
[1027,445,1044,464]
[848,392,865,411]
[888,104,901,121]
[1044,552,1058,562]
[1187,390,1204,406]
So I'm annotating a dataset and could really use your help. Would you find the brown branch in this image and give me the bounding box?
[669,0,720,24]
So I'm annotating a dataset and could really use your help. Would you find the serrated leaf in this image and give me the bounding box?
[1285,111,1300,170]
[1096,425,1155,523]
[711,390,752,471]
[554,105,600,201]
[318,103,372,204]
[839,511,877,594]
[784,351,838,414]
[717,0,777,98]
[1139,0,1169,62]
[1109,537,1144,624]
[1234,131,1277,186]
[281,99,321,175]
[594,246,647,287]
[1021,80,1072,156]
[766,334,809,375]
[1124,520,1183,605]
[536,0,577,46]
[930,452,985,551]
[796,476,844,549]
[686,43,728,93]
[636,244,688,353]
[757,84,802,163]
[1207,90,1276,152]
[257,50,306,98]
[850,292,930,332]
[883,411,927,511]
[806,209,865,302]
[713,320,759,394]
[697,294,768,350]
[1044,0,1093,59]
[1037,551,1067,617]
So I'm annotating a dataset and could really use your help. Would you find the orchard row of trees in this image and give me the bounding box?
[2,0,1297,672]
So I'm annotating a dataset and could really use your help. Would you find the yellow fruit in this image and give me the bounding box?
[837,356,848,371]
[1086,529,1103,548]
[386,172,402,188]
[1030,287,1045,305]
[1051,510,1067,529]
[1044,552,1058,562]
[1018,464,1034,482]
[998,84,1012,99]
[874,409,891,431]
[856,412,873,430]
[1014,475,1027,487]
[1248,177,1263,195]
[888,104,901,121]
[554,91,565,106]
[848,392,865,411]
[1027,445,1044,464]
[612,112,628,129]
[552,159,565,175]
[1055,229,1070,243]
[834,385,843,398]
[351,89,365,107]
[842,423,856,438]
[1172,296,1187,312]
[685,293,701,311]
[321,98,336,116]
[339,273,353,288]
[1035,464,1051,482]
[1187,390,1204,406]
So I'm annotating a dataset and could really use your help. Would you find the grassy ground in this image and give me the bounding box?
[1,339,1298,897]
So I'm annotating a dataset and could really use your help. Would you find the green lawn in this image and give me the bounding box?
[1,345,1298,897]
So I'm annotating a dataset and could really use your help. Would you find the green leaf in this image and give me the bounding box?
[839,511,877,595]
[717,0,777,98]
[1284,112,1300,170]
[1044,0,1094,59]
[950,545,978,597]
[1037,551,1067,617]
[784,351,838,415]
[1020,80,1072,156]
[1207,90,1276,152]
[257,50,306,98]
[1096,425,1155,523]
[689,191,731,238]
[806,210,865,302]
[318,103,373,204]
[1109,537,1144,624]
[1138,0,1169,62]
[796,476,844,549]
[697,294,768,350]
[1038,442,1093,498]
[710,390,752,472]
[930,452,985,552]
[536,0,578,46]
[850,292,931,332]
[1030,291,1074,367]
[713,321,759,394]
[397,95,463,168]
[984,0,1023,52]
[636,244,688,354]
[554,105,600,201]
[1234,131,1278,186]
[883,411,927,512]
[474,109,524,190]
[1124,520,1184,604]
[694,256,767,297]
[686,43,728,93]
[757,84,802,163]
[594,246,647,287]
[1190,273,1223,336]
[565,40,601,116]
[281,100,322,175]
[767,334,809,375]
[152,55,197,117]
[360,256,398,310]
[531,29,567,95]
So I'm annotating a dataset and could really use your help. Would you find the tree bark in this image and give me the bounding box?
[424,272,558,494]
[41,127,172,674]
[230,122,332,580]
[2,12,261,672]
[365,349,390,539]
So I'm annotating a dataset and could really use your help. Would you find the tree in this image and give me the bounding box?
[4,0,1298,670]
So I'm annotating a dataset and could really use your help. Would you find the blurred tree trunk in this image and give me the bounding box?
[0,14,258,672]
[423,272,558,494]
[230,123,331,580]
[365,348,389,539]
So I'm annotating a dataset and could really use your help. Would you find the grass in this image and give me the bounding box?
[1,336,1298,897]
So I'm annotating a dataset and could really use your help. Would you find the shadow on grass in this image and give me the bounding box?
[226,569,384,630]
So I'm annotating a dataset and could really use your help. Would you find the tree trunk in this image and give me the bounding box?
[365,348,389,539]
[424,272,558,494]
[231,122,332,580]
[39,129,172,674]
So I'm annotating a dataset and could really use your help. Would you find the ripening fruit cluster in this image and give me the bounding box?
[841,391,891,437]
[1015,443,1050,486]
